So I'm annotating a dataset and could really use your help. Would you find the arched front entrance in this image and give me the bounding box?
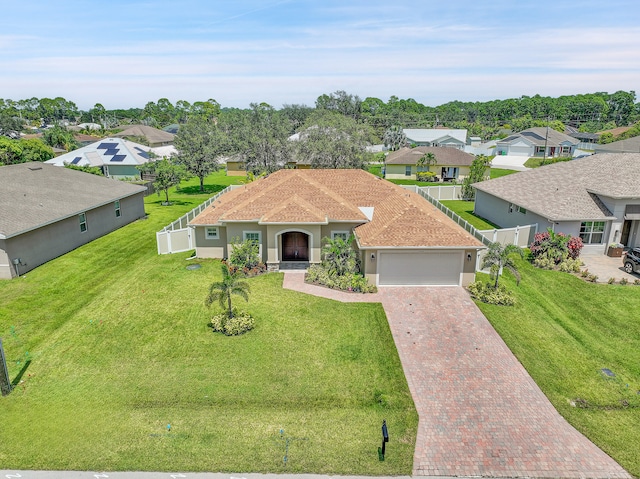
[281,232,309,261]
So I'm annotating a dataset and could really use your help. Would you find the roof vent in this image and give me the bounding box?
[28,166,43,171]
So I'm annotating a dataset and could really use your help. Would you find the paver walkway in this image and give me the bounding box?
[283,272,630,478]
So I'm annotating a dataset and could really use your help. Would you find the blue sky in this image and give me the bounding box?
[1,0,639,110]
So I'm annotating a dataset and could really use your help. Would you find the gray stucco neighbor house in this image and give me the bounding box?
[0,162,146,279]
[473,153,640,254]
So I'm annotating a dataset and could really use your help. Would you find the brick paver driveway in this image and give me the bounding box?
[283,272,630,478]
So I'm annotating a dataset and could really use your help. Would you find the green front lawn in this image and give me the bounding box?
[476,260,640,477]
[0,171,417,474]
[490,168,518,179]
[440,200,501,230]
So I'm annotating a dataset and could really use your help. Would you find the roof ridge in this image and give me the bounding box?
[300,171,367,218]
[260,193,327,223]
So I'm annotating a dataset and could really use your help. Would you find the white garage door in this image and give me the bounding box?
[378,251,462,286]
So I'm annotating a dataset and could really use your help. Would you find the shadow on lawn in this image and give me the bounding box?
[177,184,228,195]
[11,359,31,387]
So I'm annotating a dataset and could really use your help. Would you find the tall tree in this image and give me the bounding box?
[383,125,406,151]
[42,125,78,151]
[237,103,292,175]
[205,263,250,318]
[294,111,372,169]
[461,155,491,200]
[481,243,524,288]
[173,118,228,192]
[138,157,190,204]
[416,152,437,171]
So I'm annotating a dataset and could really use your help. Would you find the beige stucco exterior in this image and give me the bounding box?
[226,161,246,176]
[1,192,145,279]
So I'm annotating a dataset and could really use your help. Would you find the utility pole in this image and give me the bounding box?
[543,115,550,161]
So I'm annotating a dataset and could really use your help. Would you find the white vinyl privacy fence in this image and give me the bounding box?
[405,186,538,271]
[156,186,236,254]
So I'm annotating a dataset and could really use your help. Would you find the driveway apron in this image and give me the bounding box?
[283,272,630,478]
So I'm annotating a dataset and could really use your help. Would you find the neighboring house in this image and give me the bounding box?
[473,153,640,253]
[225,155,247,176]
[0,162,146,279]
[45,138,157,179]
[594,135,640,154]
[112,124,175,147]
[403,129,467,150]
[188,169,484,286]
[384,146,478,182]
[495,127,579,158]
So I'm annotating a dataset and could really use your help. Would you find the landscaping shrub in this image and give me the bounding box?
[530,228,583,271]
[558,258,582,273]
[619,278,628,285]
[229,237,261,270]
[634,279,640,286]
[210,308,255,336]
[416,171,437,182]
[468,281,515,306]
[608,277,616,284]
[305,264,376,293]
[588,273,598,282]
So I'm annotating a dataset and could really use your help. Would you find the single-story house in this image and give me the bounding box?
[189,169,484,286]
[45,138,157,179]
[112,124,176,147]
[384,146,478,182]
[495,127,579,158]
[473,153,640,253]
[594,135,640,154]
[403,129,467,150]
[0,162,146,279]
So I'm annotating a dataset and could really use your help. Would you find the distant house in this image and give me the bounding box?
[0,163,146,279]
[495,127,579,158]
[594,135,640,154]
[45,138,159,179]
[112,124,175,147]
[188,169,484,286]
[403,129,467,150]
[473,153,640,254]
[385,146,477,182]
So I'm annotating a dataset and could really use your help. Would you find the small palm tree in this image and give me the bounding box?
[416,152,437,172]
[481,242,524,288]
[322,234,359,276]
[205,263,250,318]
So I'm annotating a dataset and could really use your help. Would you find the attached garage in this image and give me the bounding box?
[378,250,463,286]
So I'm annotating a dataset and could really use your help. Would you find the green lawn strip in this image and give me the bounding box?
[440,200,501,230]
[489,168,518,179]
[0,171,417,474]
[474,260,640,477]
[386,178,442,187]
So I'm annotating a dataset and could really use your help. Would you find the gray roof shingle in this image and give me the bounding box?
[385,146,475,166]
[0,162,145,238]
[473,153,640,221]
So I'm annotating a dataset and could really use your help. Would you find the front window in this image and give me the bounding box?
[579,221,605,244]
[331,231,349,241]
[79,213,87,232]
[243,231,261,255]
[405,166,412,176]
[115,200,121,218]
[206,227,219,239]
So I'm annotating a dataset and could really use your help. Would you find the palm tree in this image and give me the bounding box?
[383,126,406,151]
[416,152,437,172]
[322,234,359,276]
[205,263,250,318]
[481,242,524,288]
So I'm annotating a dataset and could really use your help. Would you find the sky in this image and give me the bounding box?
[1,0,639,111]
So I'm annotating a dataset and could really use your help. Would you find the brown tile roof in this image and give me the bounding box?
[112,125,175,144]
[385,146,475,166]
[473,153,640,221]
[191,169,483,249]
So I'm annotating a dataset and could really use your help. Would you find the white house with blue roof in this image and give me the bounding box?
[45,138,162,179]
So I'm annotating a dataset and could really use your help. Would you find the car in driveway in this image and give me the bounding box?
[623,248,640,275]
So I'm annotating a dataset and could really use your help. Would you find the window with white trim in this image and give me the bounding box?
[115,200,121,218]
[206,227,219,239]
[79,213,87,232]
[405,165,412,176]
[331,231,349,241]
[579,221,605,244]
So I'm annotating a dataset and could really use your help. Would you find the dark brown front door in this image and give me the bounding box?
[282,232,309,261]
[621,220,632,246]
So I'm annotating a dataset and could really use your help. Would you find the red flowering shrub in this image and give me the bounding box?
[567,236,583,259]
